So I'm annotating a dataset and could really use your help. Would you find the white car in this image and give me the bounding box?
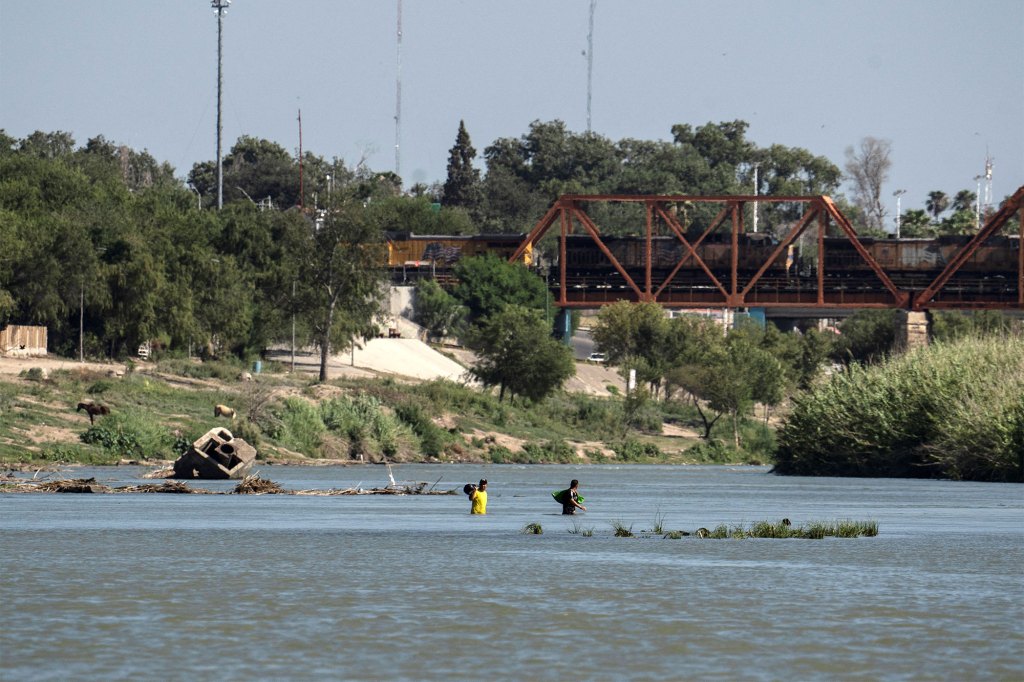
[587,352,606,363]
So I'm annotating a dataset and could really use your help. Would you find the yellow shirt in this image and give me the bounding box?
[471,489,487,515]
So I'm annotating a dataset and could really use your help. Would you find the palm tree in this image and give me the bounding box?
[951,189,976,213]
[925,191,949,222]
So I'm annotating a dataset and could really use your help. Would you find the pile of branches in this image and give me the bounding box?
[233,474,284,495]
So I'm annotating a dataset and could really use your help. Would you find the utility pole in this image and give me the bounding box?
[395,0,403,182]
[298,109,304,209]
[586,0,595,132]
[212,0,230,210]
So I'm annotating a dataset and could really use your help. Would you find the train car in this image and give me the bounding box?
[385,232,532,273]
[821,235,1019,288]
[560,232,786,278]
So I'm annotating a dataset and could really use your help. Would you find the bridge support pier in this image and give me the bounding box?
[558,308,573,345]
[896,310,929,351]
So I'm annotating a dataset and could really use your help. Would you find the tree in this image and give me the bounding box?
[899,209,933,238]
[413,279,466,342]
[467,305,575,402]
[951,189,977,214]
[288,197,389,381]
[591,301,674,396]
[925,191,949,222]
[442,120,481,210]
[844,137,892,231]
[834,309,899,364]
[451,254,548,324]
[189,136,299,209]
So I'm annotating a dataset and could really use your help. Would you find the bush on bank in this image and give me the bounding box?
[774,335,1024,482]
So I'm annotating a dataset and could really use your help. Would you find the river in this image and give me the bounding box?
[1,464,1021,681]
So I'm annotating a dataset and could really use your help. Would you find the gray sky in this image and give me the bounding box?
[2,0,1021,223]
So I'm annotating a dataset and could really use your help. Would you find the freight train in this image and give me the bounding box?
[557,232,1020,292]
[384,230,1019,297]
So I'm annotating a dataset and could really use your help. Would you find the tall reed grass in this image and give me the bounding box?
[775,335,1023,481]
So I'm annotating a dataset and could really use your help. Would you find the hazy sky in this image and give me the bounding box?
[2,0,1021,222]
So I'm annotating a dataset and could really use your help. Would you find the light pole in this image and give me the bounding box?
[212,0,230,210]
[893,189,906,238]
[752,162,761,233]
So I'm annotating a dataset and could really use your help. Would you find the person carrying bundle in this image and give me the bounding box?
[553,479,586,515]
[464,478,488,514]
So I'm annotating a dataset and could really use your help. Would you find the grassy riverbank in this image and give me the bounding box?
[0,356,769,468]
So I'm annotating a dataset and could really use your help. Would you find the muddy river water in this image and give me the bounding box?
[1,464,1021,681]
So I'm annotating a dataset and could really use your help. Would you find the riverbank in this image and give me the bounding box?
[0,353,758,468]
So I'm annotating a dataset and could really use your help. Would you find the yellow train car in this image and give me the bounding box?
[385,233,532,268]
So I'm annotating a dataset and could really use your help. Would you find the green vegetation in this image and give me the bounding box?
[0,359,766,466]
[522,522,543,535]
[776,335,1024,482]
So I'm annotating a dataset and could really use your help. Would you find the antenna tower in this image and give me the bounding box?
[395,0,403,183]
[212,0,230,210]
[586,0,595,132]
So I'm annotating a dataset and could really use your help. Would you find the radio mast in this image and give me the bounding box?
[212,0,230,210]
[395,0,403,183]
[586,0,595,132]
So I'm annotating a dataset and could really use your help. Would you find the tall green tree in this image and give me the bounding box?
[287,196,389,381]
[467,305,575,402]
[442,120,482,210]
[451,254,548,324]
[413,278,466,342]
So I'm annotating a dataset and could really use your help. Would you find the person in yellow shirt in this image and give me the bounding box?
[466,478,488,514]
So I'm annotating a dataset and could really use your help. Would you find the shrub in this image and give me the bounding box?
[275,397,326,456]
[79,409,174,459]
[520,439,576,464]
[21,368,45,382]
[686,439,732,463]
[776,335,1024,481]
[613,439,666,462]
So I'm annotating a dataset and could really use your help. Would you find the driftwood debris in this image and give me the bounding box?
[1,474,457,496]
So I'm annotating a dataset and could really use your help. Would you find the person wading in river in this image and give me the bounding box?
[466,479,487,515]
[560,479,586,515]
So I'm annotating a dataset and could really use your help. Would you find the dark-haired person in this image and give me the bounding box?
[561,479,586,515]
[467,478,488,515]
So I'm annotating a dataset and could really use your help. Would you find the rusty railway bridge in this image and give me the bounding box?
[509,185,1024,312]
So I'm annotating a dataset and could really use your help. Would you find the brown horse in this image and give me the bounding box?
[77,402,110,425]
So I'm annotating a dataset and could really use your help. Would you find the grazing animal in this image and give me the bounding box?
[77,402,110,425]
[214,404,237,419]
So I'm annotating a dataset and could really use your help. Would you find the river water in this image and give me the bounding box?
[1,464,1021,681]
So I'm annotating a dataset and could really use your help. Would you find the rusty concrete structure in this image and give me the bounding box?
[172,427,256,480]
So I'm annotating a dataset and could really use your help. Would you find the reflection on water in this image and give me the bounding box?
[2,464,1021,681]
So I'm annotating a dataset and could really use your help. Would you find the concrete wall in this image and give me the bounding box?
[0,325,47,357]
[896,311,929,350]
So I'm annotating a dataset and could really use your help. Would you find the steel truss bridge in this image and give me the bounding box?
[509,186,1024,312]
